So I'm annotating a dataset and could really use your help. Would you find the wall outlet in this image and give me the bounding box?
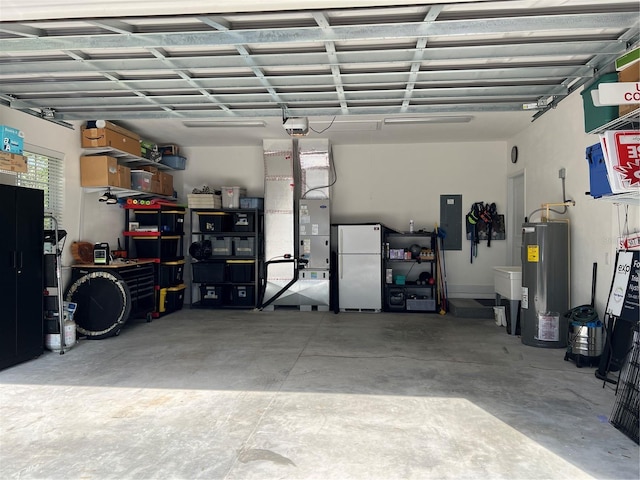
[558,168,566,179]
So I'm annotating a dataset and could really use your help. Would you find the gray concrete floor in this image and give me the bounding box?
[1,309,638,480]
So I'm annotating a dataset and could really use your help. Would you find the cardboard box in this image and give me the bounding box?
[618,66,640,116]
[81,121,141,157]
[151,178,162,195]
[118,165,131,189]
[138,165,160,176]
[1,125,24,154]
[159,144,179,156]
[0,151,28,173]
[159,171,173,196]
[616,47,639,71]
[80,155,119,187]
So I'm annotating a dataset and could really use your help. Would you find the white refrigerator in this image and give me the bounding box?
[337,224,383,311]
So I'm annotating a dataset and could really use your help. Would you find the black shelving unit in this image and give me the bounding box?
[123,203,186,317]
[383,231,438,313]
[189,208,263,309]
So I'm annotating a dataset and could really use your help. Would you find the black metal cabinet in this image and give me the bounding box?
[0,184,44,369]
[383,232,438,313]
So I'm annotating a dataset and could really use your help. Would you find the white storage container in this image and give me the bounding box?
[220,186,246,209]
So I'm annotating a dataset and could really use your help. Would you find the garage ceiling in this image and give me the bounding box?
[1,0,638,145]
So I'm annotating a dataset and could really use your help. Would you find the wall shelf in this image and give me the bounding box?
[593,191,640,206]
[82,185,175,199]
[588,107,640,135]
[81,146,177,171]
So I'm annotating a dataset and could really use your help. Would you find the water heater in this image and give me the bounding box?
[521,221,570,348]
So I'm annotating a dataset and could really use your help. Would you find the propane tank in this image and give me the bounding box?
[45,314,77,352]
[63,317,77,349]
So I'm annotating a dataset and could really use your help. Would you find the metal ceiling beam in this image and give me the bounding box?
[196,15,286,111]
[62,48,180,117]
[313,12,348,113]
[402,5,443,112]
[0,23,45,38]
[1,13,634,52]
[147,47,233,114]
[1,65,595,92]
[25,84,567,109]
[532,28,640,121]
[87,20,136,35]
[50,102,531,121]
[0,40,626,76]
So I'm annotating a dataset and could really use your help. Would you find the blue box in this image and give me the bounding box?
[586,142,612,198]
[159,155,186,170]
[394,275,406,285]
[239,197,264,210]
[1,125,24,154]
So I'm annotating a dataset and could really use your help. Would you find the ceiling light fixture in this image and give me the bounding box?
[182,120,266,128]
[383,116,474,125]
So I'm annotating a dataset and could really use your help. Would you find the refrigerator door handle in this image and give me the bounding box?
[339,256,343,279]
[339,228,343,254]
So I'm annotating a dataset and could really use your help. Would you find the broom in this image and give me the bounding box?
[435,224,448,315]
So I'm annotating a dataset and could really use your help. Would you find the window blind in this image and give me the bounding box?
[17,149,65,228]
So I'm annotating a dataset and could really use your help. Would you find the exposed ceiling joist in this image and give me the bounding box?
[0,1,637,128]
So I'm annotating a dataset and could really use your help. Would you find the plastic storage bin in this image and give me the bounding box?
[157,288,167,313]
[199,285,227,306]
[406,298,436,311]
[233,237,255,257]
[197,212,231,233]
[159,155,186,170]
[580,73,619,133]
[240,197,264,210]
[192,261,225,283]
[232,212,254,232]
[221,186,246,208]
[136,211,185,234]
[158,260,185,288]
[131,170,153,192]
[165,284,186,312]
[227,260,255,283]
[133,236,179,260]
[231,285,255,307]
[211,237,232,256]
[586,142,613,198]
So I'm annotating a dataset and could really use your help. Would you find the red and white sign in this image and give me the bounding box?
[600,130,640,192]
[598,82,640,105]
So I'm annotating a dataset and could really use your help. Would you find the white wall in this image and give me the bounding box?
[182,141,508,297]
[509,90,639,315]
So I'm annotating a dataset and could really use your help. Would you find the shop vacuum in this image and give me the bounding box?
[564,263,604,368]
